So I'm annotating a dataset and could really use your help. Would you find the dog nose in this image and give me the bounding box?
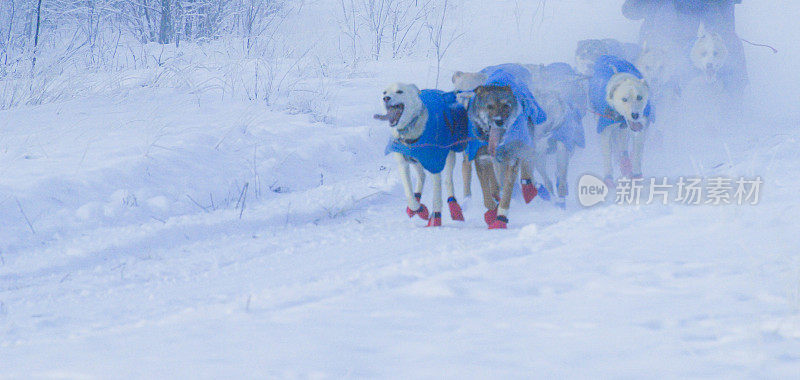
[631,113,640,120]
[495,119,505,127]
[383,96,391,102]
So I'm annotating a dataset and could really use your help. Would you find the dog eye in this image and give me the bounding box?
[636,95,643,101]
[487,105,495,110]
[622,98,628,102]
[396,90,403,94]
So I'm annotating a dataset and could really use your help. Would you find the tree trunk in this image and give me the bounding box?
[158,0,172,44]
[30,0,42,74]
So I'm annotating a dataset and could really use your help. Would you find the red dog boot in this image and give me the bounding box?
[521,179,538,204]
[406,204,429,220]
[447,197,465,221]
[484,208,498,226]
[426,212,442,227]
[488,215,508,229]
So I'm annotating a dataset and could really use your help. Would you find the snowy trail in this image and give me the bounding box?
[1,67,800,377]
[3,115,800,377]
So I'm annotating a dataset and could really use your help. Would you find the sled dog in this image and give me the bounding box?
[465,64,546,229]
[589,55,653,184]
[376,83,468,227]
[690,23,729,84]
[524,63,587,208]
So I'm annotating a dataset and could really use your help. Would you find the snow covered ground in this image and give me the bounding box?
[2,1,800,378]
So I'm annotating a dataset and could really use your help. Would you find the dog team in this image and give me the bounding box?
[374,23,732,229]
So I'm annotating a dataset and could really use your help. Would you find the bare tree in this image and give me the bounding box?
[158,0,172,43]
[389,0,429,59]
[426,0,460,87]
[337,0,361,70]
[360,0,391,60]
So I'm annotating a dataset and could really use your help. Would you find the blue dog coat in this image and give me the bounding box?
[539,62,586,154]
[467,64,546,160]
[589,55,653,134]
[549,108,585,154]
[385,90,468,174]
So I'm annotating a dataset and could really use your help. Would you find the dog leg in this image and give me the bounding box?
[520,158,538,204]
[413,161,426,200]
[631,129,647,178]
[616,127,632,177]
[533,152,554,201]
[395,153,428,220]
[555,141,569,209]
[601,126,615,185]
[475,154,499,225]
[491,160,519,229]
[444,151,464,221]
[427,171,443,227]
[462,155,472,198]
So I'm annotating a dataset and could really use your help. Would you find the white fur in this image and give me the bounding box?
[602,73,651,180]
[606,73,650,125]
[382,82,459,218]
[636,41,677,98]
[690,23,729,83]
[451,71,487,108]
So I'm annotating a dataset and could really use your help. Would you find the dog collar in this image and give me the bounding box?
[396,113,422,145]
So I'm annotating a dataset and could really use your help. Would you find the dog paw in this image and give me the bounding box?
[406,204,429,220]
[488,215,508,229]
[447,197,465,221]
[521,179,537,204]
[426,212,442,227]
[484,208,498,226]
[537,184,551,202]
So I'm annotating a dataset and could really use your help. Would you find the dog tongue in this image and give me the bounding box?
[373,113,389,121]
[488,127,503,156]
[630,121,644,132]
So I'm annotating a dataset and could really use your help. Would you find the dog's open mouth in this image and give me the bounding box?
[629,121,644,132]
[488,127,505,156]
[374,103,405,127]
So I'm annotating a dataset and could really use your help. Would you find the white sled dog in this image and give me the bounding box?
[690,23,729,85]
[589,56,653,184]
[636,41,682,101]
[375,83,468,227]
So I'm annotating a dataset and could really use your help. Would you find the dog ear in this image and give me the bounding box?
[605,79,621,105]
[639,78,650,97]
[697,23,708,38]
[409,84,420,94]
[451,71,463,84]
[474,85,485,96]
